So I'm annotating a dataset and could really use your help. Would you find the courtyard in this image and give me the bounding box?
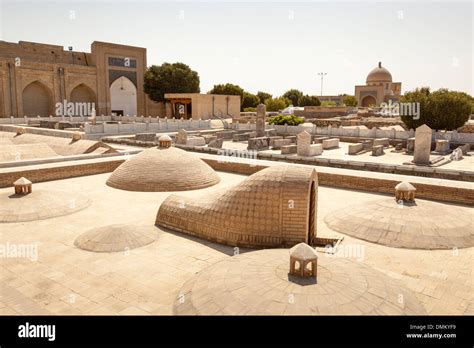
[0,167,472,315]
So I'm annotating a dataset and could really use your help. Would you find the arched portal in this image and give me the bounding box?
[361,95,377,107]
[110,76,137,116]
[22,81,52,117]
[70,84,96,116]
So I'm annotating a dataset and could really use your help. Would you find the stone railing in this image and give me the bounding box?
[84,118,212,135]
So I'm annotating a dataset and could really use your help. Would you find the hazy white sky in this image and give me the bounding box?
[1,0,472,96]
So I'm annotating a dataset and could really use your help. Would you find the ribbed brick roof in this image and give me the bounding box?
[106,146,220,192]
[156,165,318,248]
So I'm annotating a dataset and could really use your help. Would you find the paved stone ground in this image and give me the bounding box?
[0,171,472,315]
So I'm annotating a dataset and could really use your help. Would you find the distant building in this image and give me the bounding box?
[318,95,345,105]
[355,62,401,107]
[164,93,240,120]
[0,40,159,118]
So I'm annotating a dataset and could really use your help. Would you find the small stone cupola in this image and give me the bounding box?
[289,243,318,279]
[14,177,32,195]
[158,134,172,148]
[395,181,416,202]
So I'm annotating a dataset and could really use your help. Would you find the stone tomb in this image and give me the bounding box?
[247,137,269,151]
[271,138,292,150]
[372,145,384,156]
[413,124,432,165]
[256,104,266,138]
[297,131,323,157]
[322,138,339,149]
[434,139,450,154]
[208,138,224,149]
[281,145,298,154]
[348,143,364,155]
[373,138,390,147]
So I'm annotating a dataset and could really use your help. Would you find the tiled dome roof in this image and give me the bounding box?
[106,146,220,192]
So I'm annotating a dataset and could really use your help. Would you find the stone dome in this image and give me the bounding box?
[156,165,318,248]
[174,249,426,315]
[324,198,474,249]
[366,62,393,83]
[74,224,158,252]
[106,146,220,192]
[0,189,90,223]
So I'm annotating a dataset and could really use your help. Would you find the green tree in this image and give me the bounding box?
[401,88,472,131]
[298,95,321,106]
[342,95,358,107]
[282,89,304,106]
[242,92,260,109]
[208,83,244,100]
[257,91,272,104]
[264,97,290,112]
[144,63,200,102]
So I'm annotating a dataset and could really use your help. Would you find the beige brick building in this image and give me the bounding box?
[0,40,153,118]
[0,40,241,120]
[355,62,402,107]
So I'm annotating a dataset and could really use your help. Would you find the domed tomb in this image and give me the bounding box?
[174,249,427,315]
[156,165,318,248]
[106,145,220,192]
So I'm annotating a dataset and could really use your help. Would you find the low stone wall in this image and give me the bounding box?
[0,157,125,188]
[1,150,472,205]
[201,157,474,206]
[0,124,79,139]
[84,119,212,136]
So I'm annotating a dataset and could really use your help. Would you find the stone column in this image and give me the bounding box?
[256,104,266,138]
[413,124,432,165]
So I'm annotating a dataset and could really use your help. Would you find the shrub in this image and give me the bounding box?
[268,114,305,126]
[298,95,321,106]
[243,107,256,112]
[401,88,472,131]
[342,95,358,107]
[265,97,290,112]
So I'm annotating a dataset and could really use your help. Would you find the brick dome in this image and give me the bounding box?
[155,165,318,248]
[106,146,220,192]
[366,62,393,83]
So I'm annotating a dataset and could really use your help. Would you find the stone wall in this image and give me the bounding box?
[1,150,472,205]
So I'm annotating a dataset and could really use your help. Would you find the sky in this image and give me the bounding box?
[0,0,472,96]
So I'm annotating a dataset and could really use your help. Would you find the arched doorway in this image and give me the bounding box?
[361,95,377,107]
[110,76,137,116]
[22,81,52,117]
[70,84,96,116]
